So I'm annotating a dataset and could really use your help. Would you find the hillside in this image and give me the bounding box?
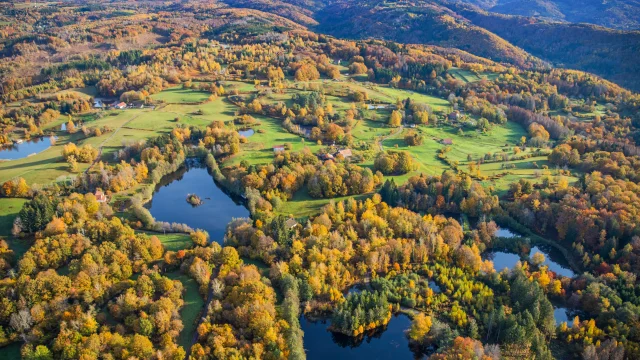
[313,0,546,69]
[460,0,640,30]
[223,0,640,90]
[446,2,640,91]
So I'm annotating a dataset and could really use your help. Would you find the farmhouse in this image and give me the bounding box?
[448,111,461,121]
[319,153,335,161]
[337,149,353,159]
[95,189,107,203]
[114,102,127,109]
[285,218,299,230]
[273,145,286,153]
[93,99,104,108]
[442,138,453,145]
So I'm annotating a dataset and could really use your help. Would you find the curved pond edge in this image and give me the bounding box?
[493,214,582,276]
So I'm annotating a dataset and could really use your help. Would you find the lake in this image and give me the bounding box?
[301,314,426,359]
[238,128,255,138]
[0,136,55,160]
[486,227,575,277]
[146,164,250,243]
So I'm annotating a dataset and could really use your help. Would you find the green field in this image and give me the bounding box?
[165,272,204,351]
[223,115,322,167]
[0,198,27,236]
[374,87,451,112]
[146,232,192,252]
[150,87,211,103]
[448,67,499,83]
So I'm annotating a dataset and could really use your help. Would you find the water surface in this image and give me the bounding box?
[0,137,54,160]
[146,165,249,243]
[238,128,255,138]
[301,314,425,359]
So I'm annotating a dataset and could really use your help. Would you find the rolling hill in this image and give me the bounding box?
[223,0,640,91]
[460,0,640,30]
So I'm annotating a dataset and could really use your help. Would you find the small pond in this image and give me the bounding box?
[530,245,574,278]
[483,251,522,272]
[238,128,255,138]
[0,136,55,160]
[495,227,517,238]
[554,307,573,327]
[485,227,575,277]
[428,280,441,293]
[146,164,250,243]
[301,314,426,359]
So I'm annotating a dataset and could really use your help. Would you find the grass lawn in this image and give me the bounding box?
[448,67,499,83]
[0,198,27,236]
[53,86,98,100]
[0,132,91,185]
[141,232,192,252]
[279,190,371,218]
[223,80,258,93]
[161,97,238,124]
[419,122,527,164]
[373,86,451,112]
[222,115,321,167]
[150,87,211,103]
[165,271,204,351]
[242,257,270,277]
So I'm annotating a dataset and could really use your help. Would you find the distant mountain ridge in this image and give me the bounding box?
[458,0,640,30]
[222,0,640,91]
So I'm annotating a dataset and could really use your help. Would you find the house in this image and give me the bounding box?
[114,102,127,109]
[448,111,461,121]
[319,153,335,161]
[441,138,453,145]
[95,189,107,203]
[273,145,286,153]
[285,218,299,230]
[337,149,353,159]
[93,99,104,108]
[367,104,387,110]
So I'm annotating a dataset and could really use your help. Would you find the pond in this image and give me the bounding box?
[428,280,441,293]
[301,314,426,359]
[146,164,250,243]
[483,251,522,272]
[554,307,574,327]
[495,227,517,238]
[485,227,575,277]
[483,246,574,277]
[0,136,55,160]
[530,245,574,278]
[238,128,255,138]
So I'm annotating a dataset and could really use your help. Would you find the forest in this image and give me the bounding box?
[0,1,639,360]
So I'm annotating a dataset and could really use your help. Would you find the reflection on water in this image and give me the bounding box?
[146,164,250,243]
[487,227,575,277]
[238,128,255,138]
[483,251,522,272]
[554,307,572,326]
[495,227,517,238]
[428,280,441,293]
[301,314,426,359]
[530,246,574,277]
[0,137,55,160]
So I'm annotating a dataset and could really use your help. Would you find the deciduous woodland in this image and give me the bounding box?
[0,1,640,360]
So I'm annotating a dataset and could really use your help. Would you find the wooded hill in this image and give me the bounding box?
[223,0,640,91]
